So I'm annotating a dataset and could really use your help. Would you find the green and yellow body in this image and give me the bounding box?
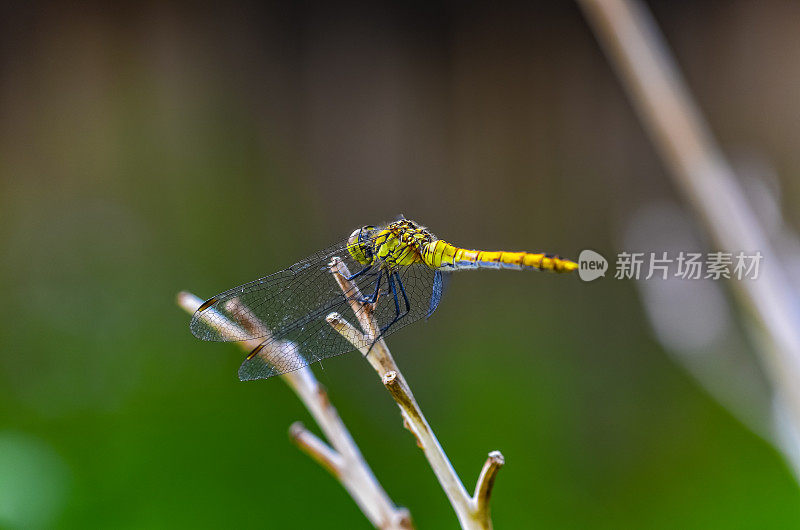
[347,219,577,273]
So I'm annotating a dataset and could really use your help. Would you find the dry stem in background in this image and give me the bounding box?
[579,0,800,472]
[176,291,412,530]
[327,257,504,530]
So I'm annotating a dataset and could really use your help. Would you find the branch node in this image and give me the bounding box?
[314,382,331,408]
[382,371,398,386]
[382,371,424,427]
[326,312,370,348]
[402,417,424,449]
[396,508,414,529]
[288,422,344,479]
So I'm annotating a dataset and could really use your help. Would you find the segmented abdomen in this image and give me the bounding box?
[420,240,577,272]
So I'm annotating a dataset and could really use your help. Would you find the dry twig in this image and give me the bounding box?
[176,291,412,530]
[327,257,504,530]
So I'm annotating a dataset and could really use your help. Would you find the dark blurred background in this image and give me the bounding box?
[1,1,799,528]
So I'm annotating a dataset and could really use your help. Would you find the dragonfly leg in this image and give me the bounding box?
[364,270,413,357]
[387,272,401,323]
[381,272,411,335]
[395,271,411,314]
[379,272,411,335]
[364,271,403,357]
[360,269,383,304]
[345,264,372,281]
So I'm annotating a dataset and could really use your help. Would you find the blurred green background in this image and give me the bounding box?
[1,1,799,528]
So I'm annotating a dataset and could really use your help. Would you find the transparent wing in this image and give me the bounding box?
[237,262,438,380]
[191,237,358,342]
[190,237,439,380]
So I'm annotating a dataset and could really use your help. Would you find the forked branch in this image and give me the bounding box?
[176,291,412,530]
[326,257,504,530]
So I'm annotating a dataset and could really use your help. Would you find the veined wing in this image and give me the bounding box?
[190,237,440,380]
[237,262,439,380]
[190,237,355,342]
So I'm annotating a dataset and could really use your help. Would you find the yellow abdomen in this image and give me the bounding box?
[421,240,577,273]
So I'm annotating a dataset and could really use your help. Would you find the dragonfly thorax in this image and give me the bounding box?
[347,219,434,268]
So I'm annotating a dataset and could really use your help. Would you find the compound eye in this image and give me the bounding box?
[346,227,372,264]
[358,225,376,242]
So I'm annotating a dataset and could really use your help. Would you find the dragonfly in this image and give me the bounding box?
[190,217,577,381]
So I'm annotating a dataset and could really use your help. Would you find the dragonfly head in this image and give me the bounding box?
[347,225,377,264]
